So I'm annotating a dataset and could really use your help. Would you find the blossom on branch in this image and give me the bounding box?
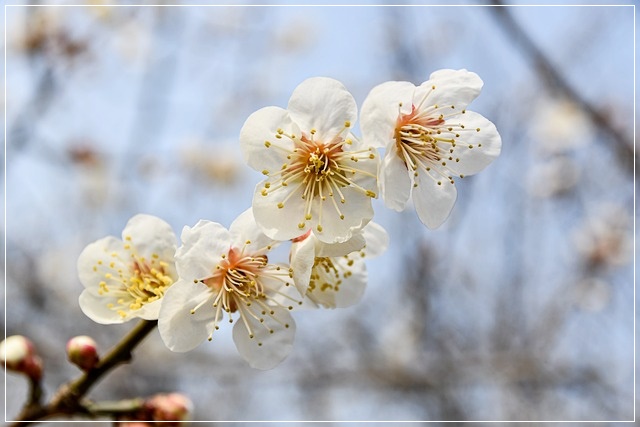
[290,222,389,309]
[77,214,178,323]
[361,69,501,228]
[240,77,379,244]
[158,209,299,370]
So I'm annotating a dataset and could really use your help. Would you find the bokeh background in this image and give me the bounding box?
[3,1,635,423]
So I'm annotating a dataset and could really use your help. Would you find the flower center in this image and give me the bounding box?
[202,248,269,313]
[95,243,174,318]
[191,244,299,344]
[260,123,377,233]
[306,149,328,175]
[395,105,447,168]
[308,257,343,293]
[394,103,482,186]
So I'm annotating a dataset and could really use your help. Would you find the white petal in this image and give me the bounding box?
[412,170,458,229]
[176,220,230,281]
[232,305,296,370]
[252,182,308,241]
[121,214,177,261]
[158,280,215,352]
[361,81,415,148]
[305,256,367,309]
[362,222,389,258]
[287,77,357,142]
[445,111,502,176]
[239,106,298,173]
[78,290,127,324]
[229,208,277,255]
[290,236,317,297]
[312,184,373,244]
[315,232,366,258]
[332,256,367,308]
[134,299,162,321]
[380,144,412,212]
[77,236,124,290]
[253,175,374,244]
[422,69,483,111]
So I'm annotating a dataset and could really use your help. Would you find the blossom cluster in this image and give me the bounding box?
[77,70,501,369]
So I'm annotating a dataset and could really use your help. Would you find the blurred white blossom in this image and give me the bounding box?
[527,155,580,198]
[532,98,594,155]
[573,277,610,312]
[572,204,632,269]
[180,140,242,186]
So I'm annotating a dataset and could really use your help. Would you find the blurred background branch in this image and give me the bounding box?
[489,0,634,173]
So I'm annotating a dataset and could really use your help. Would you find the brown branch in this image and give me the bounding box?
[488,1,634,172]
[10,319,157,426]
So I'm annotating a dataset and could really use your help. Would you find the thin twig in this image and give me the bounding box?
[10,319,157,426]
[488,1,634,172]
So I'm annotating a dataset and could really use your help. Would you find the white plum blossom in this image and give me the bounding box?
[361,69,502,228]
[77,214,178,323]
[240,77,379,244]
[290,222,389,309]
[158,209,299,370]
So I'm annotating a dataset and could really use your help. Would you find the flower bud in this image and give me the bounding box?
[66,335,100,371]
[145,393,193,425]
[1,335,35,371]
[22,355,44,382]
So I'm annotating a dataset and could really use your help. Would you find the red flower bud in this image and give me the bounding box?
[66,335,100,371]
[145,393,193,425]
[1,335,35,371]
